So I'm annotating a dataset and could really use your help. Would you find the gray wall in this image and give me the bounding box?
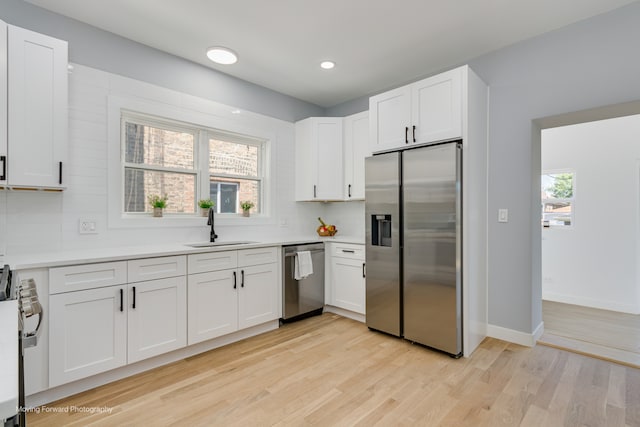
[327,2,640,334]
[0,0,324,122]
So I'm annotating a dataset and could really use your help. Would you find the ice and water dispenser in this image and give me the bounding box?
[371,214,392,247]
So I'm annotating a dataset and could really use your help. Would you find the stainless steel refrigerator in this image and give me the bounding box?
[365,142,462,357]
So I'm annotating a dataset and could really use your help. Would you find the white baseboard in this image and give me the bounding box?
[542,291,640,315]
[323,305,365,323]
[487,321,544,347]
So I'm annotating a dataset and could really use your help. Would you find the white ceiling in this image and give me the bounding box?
[24,0,638,108]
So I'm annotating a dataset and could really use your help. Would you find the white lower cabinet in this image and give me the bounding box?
[187,270,238,344]
[49,256,187,387]
[49,286,127,387]
[238,263,279,329]
[127,276,187,363]
[187,247,279,345]
[327,243,366,315]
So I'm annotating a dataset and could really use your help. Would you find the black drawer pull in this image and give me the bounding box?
[342,249,355,253]
[58,161,63,185]
[233,271,237,289]
[412,125,416,142]
[120,288,123,312]
[362,263,366,278]
[405,127,408,144]
[132,286,136,309]
[241,270,245,288]
[0,156,6,181]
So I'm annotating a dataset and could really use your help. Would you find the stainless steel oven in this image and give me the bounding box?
[1,266,43,427]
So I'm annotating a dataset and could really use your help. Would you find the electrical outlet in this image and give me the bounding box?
[79,219,97,234]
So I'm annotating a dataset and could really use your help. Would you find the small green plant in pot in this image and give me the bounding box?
[198,199,215,217]
[240,200,255,217]
[148,194,168,217]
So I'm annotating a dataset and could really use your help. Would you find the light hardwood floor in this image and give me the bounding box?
[540,300,640,368]
[28,314,640,426]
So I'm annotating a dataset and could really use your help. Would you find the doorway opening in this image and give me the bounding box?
[533,101,640,367]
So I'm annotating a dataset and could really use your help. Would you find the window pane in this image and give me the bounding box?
[542,173,573,199]
[125,122,195,169]
[209,139,258,177]
[543,201,572,226]
[124,168,196,213]
[210,178,260,214]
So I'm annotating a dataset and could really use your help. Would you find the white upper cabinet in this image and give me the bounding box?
[0,21,7,186]
[369,86,411,153]
[369,67,463,153]
[412,68,462,144]
[6,25,68,189]
[295,117,344,201]
[343,111,369,200]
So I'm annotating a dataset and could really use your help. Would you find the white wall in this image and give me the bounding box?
[542,115,640,314]
[3,64,329,255]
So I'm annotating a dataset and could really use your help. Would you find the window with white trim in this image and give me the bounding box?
[120,112,265,217]
[541,171,574,227]
[208,135,263,214]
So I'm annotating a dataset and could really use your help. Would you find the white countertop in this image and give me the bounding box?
[6,235,365,270]
[0,300,18,421]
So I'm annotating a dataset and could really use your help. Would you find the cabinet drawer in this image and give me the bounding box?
[238,247,278,267]
[331,243,364,260]
[50,261,127,294]
[128,256,186,283]
[188,251,238,274]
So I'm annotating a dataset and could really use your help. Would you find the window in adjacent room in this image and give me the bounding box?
[541,171,574,227]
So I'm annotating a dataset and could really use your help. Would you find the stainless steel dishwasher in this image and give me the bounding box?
[281,243,324,322]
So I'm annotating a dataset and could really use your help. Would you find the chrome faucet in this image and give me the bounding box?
[207,207,218,242]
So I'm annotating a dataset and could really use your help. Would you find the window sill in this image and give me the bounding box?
[108,213,274,229]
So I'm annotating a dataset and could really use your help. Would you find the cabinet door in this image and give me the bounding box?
[411,68,462,144]
[238,263,279,329]
[49,286,127,387]
[369,85,411,153]
[7,25,68,188]
[187,270,238,344]
[0,20,7,186]
[314,118,343,200]
[331,257,366,314]
[295,117,343,201]
[343,111,369,200]
[127,277,187,363]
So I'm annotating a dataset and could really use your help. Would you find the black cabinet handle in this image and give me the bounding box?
[233,271,237,289]
[241,270,245,288]
[313,185,317,198]
[132,286,136,309]
[120,288,123,312]
[58,162,63,185]
[0,156,6,181]
[348,184,352,198]
[405,127,409,144]
[363,263,366,278]
[342,249,355,253]
[412,125,416,143]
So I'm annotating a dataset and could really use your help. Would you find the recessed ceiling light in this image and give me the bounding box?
[320,61,335,70]
[206,47,238,65]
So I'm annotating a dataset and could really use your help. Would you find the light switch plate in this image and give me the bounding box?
[498,209,509,223]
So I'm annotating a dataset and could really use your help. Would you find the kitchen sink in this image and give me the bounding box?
[185,241,257,248]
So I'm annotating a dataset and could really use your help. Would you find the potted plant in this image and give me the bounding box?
[198,199,215,217]
[148,194,168,217]
[240,200,255,217]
